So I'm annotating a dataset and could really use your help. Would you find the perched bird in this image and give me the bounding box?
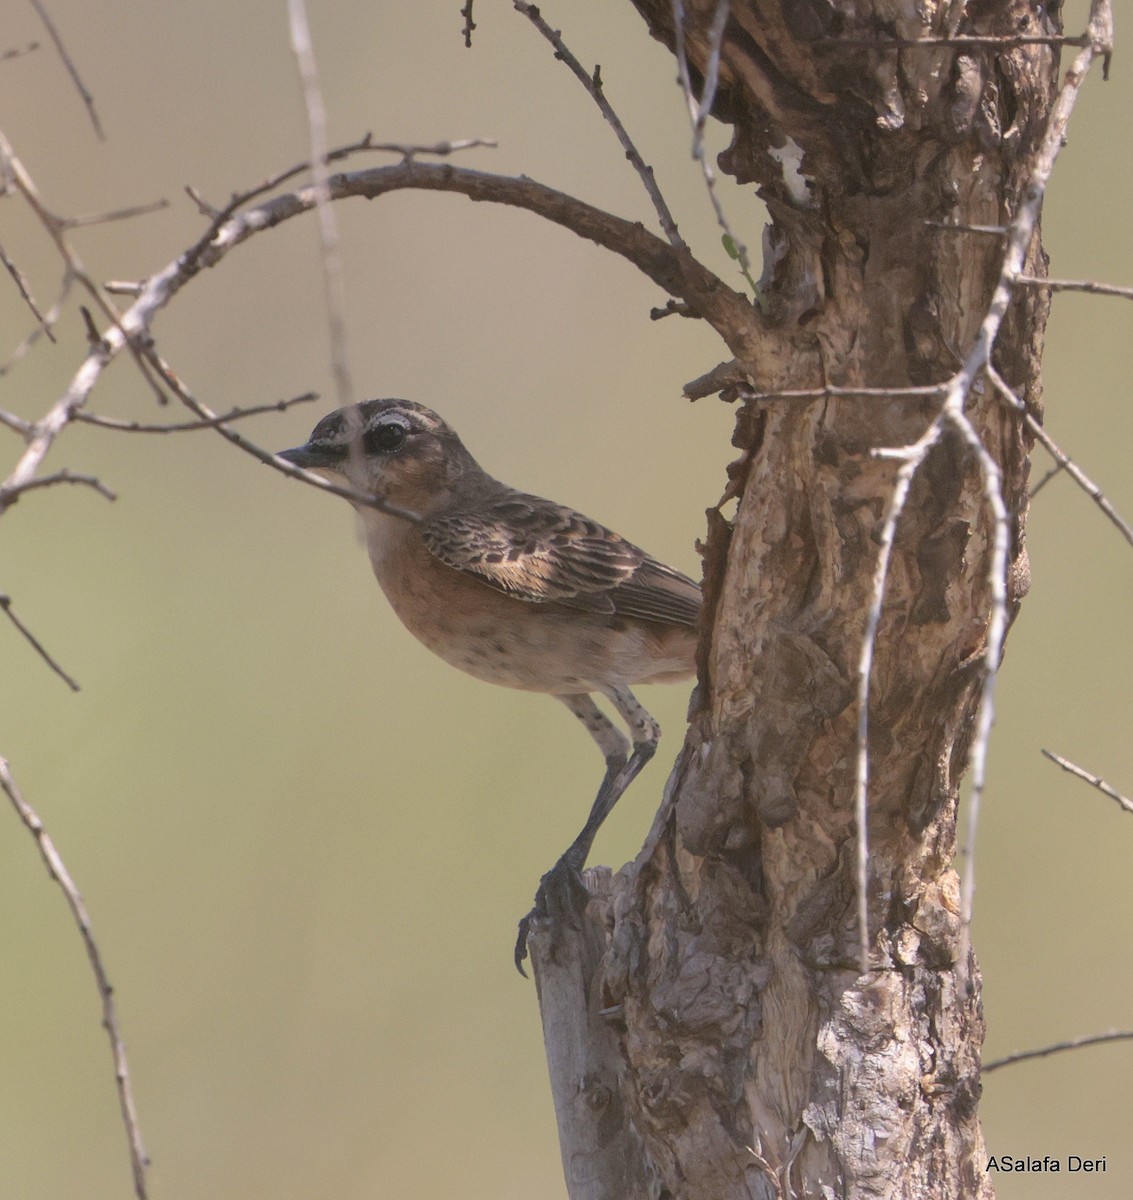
[277,399,701,971]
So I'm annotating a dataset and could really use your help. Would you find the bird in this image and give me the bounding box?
[276,399,701,972]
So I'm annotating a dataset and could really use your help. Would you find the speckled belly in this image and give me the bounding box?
[368,529,695,695]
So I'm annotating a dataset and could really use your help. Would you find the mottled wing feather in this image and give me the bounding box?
[421,491,701,627]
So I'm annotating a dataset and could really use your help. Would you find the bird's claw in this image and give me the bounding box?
[514,857,591,977]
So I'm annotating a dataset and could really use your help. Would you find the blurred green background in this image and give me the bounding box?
[1,2,1129,1197]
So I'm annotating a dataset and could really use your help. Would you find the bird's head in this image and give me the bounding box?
[277,399,481,516]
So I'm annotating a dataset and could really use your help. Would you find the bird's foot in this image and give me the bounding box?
[513,856,591,977]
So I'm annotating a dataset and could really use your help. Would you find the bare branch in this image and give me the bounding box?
[988,364,1133,550]
[0,408,32,435]
[855,0,1115,978]
[0,240,56,342]
[513,1,685,250]
[0,758,150,1197]
[61,198,169,230]
[75,393,318,434]
[816,33,1091,50]
[925,221,1007,236]
[693,0,731,163]
[1028,462,1061,497]
[0,130,167,406]
[0,468,116,505]
[185,134,496,241]
[0,593,80,690]
[1013,274,1133,300]
[854,422,944,972]
[27,0,103,138]
[949,403,1010,985]
[102,280,145,296]
[984,1030,1133,1074]
[0,40,39,64]
[139,345,422,523]
[461,0,476,48]
[670,0,755,288]
[288,0,354,411]
[0,269,72,375]
[1041,749,1133,815]
[947,0,1113,978]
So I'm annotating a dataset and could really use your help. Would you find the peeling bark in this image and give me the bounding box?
[535,2,1061,1197]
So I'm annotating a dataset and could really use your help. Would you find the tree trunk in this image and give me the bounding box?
[535,2,1059,1196]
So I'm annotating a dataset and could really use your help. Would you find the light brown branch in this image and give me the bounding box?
[0,758,149,1197]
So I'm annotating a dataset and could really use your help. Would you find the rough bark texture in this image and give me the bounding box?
[544,2,1059,1198]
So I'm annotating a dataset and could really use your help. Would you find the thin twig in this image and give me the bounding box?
[0,270,72,375]
[27,0,103,138]
[814,33,1089,50]
[950,0,1114,981]
[288,0,354,412]
[984,1029,1133,1073]
[0,594,80,690]
[513,1,685,250]
[926,221,1008,236]
[670,0,755,288]
[949,404,1010,985]
[693,0,731,162]
[0,468,116,506]
[0,240,56,341]
[854,422,944,972]
[0,758,149,1196]
[988,364,1133,550]
[738,383,945,402]
[0,41,39,63]
[0,408,32,435]
[61,198,169,230]
[852,0,1115,980]
[1028,461,1062,497]
[141,344,422,523]
[75,393,318,434]
[183,135,496,253]
[0,130,168,409]
[461,0,476,47]
[1014,274,1133,300]
[1041,749,1133,815]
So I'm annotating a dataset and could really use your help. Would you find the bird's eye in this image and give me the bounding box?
[365,420,408,455]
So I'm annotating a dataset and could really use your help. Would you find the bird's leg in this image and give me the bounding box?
[561,685,659,871]
[515,687,659,975]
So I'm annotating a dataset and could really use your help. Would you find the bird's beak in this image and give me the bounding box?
[275,441,344,470]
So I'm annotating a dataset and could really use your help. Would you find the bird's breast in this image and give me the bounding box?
[363,524,695,695]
